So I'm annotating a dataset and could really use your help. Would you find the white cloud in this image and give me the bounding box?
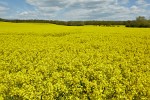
[0,6,8,11]
[0,6,9,16]
[0,1,9,18]
[130,5,144,13]
[18,11,45,19]
[119,0,129,4]
[26,0,71,12]
[136,0,150,8]
[19,0,150,20]
[136,0,146,5]
[62,9,90,20]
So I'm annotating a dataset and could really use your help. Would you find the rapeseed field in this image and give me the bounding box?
[0,22,150,100]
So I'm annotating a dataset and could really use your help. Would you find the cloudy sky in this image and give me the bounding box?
[0,0,150,20]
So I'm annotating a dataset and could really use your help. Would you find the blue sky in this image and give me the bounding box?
[0,0,150,20]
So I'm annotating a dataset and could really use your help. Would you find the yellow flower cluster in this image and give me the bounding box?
[0,22,150,100]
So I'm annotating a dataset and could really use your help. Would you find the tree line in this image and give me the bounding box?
[126,16,150,28]
[0,16,150,28]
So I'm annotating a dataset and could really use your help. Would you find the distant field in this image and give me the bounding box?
[0,22,150,100]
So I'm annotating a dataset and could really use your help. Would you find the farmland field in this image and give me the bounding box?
[0,22,150,100]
